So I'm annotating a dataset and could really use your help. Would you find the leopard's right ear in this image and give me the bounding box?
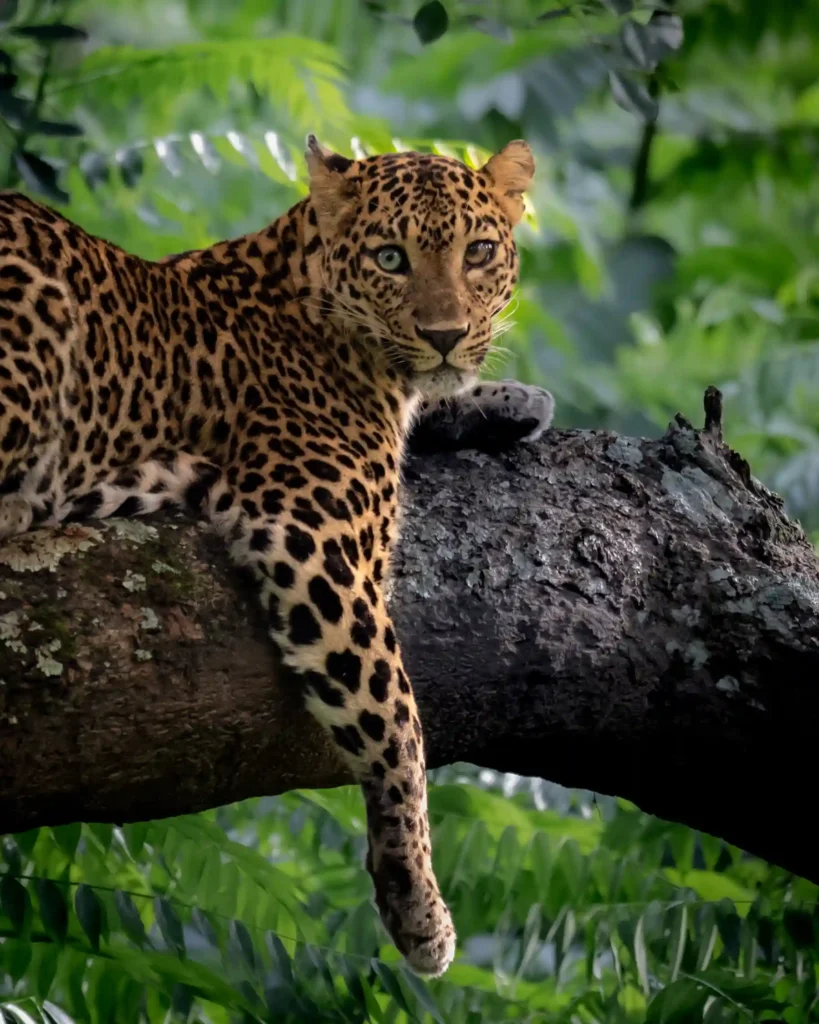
[480,140,534,225]
[305,134,360,234]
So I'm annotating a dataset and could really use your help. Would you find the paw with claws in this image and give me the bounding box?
[412,380,555,454]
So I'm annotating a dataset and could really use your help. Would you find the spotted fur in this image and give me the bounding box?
[0,137,536,975]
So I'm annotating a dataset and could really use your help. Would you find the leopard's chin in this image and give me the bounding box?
[409,366,477,401]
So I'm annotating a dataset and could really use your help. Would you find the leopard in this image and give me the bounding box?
[0,135,553,976]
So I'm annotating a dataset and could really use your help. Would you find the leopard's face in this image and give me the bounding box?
[306,140,534,399]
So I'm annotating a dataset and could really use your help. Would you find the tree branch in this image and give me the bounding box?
[629,76,660,212]
[2,394,818,885]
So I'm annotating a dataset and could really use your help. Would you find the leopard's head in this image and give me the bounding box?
[305,136,534,399]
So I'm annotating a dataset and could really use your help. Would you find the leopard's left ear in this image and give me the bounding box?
[305,134,360,234]
[480,140,534,225]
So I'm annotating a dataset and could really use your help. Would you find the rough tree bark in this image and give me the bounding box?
[1,391,817,884]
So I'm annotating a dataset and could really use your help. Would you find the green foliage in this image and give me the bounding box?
[2,782,817,1022]
[52,36,351,141]
[1,0,818,1019]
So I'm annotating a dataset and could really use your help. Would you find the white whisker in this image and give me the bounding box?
[491,321,517,340]
[298,294,392,335]
[494,296,519,323]
[467,391,487,420]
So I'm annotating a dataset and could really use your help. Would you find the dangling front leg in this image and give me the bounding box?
[219,495,455,976]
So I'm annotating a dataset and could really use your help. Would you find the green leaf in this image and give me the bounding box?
[400,969,445,1024]
[263,980,298,1019]
[1,875,30,933]
[303,945,341,1010]
[228,919,257,974]
[198,847,221,898]
[337,953,366,1010]
[531,832,553,896]
[51,823,81,860]
[634,911,649,996]
[75,884,102,951]
[13,151,69,204]
[794,80,819,125]
[698,832,723,870]
[516,902,543,978]
[154,897,185,956]
[664,871,755,915]
[687,969,782,1011]
[1,836,22,875]
[621,21,654,70]
[31,119,83,138]
[14,830,40,859]
[33,943,60,1001]
[191,907,219,948]
[42,1002,77,1024]
[668,904,688,982]
[266,932,294,985]
[371,961,410,1014]
[122,822,148,858]
[608,70,658,121]
[57,949,87,1019]
[667,826,695,872]
[646,979,709,1022]
[11,24,87,42]
[4,940,32,982]
[359,977,386,1023]
[127,949,257,1014]
[36,879,68,943]
[696,904,718,971]
[413,2,449,44]
[78,152,109,189]
[644,12,684,59]
[86,823,113,852]
[170,983,194,1018]
[116,148,144,189]
[1,1005,40,1024]
[114,890,147,947]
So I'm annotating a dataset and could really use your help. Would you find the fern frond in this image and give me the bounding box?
[51,37,351,140]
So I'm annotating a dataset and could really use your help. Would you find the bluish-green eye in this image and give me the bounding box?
[465,240,497,267]
[375,245,409,273]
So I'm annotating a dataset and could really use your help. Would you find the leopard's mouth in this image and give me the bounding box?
[377,330,486,398]
[408,365,477,400]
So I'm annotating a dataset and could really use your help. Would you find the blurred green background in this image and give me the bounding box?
[1,1,818,1021]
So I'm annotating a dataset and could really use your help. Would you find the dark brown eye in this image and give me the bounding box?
[464,240,497,267]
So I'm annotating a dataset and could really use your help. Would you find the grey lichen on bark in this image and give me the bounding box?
[1,391,818,884]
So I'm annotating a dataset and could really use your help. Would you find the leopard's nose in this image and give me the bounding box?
[415,325,469,357]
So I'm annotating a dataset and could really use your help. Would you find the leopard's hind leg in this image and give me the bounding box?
[0,259,75,540]
[57,453,222,526]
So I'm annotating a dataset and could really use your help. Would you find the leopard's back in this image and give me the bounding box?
[0,194,85,511]
[0,193,229,518]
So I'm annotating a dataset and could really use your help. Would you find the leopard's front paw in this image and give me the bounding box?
[411,379,554,453]
[471,379,555,442]
[372,852,456,977]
